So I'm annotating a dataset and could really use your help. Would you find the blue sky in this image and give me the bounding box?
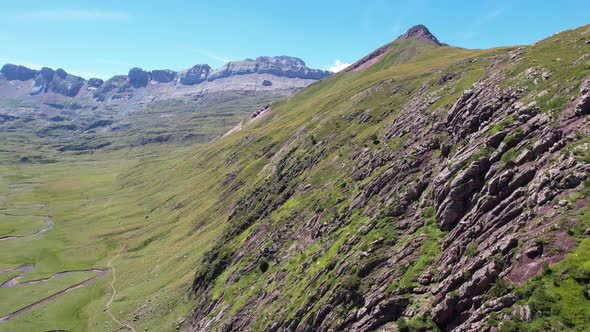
[0,0,588,79]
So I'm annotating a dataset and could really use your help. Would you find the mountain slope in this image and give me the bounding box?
[1,24,589,332]
[166,25,590,331]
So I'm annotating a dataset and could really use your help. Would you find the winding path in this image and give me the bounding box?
[0,268,107,322]
[106,256,136,332]
[0,209,108,323]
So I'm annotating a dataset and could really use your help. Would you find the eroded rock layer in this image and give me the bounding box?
[188,25,590,331]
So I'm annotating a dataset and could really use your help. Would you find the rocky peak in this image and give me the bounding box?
[0,64,86,97]
[1,64,38,81]
[179,64,211,85]
[397,24,442,46]
[191,56,331,83]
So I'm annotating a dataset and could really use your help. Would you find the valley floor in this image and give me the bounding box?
[0,146,214,331]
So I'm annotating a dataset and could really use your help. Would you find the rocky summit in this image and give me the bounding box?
[397,24,443,46]
[1,14,590,332]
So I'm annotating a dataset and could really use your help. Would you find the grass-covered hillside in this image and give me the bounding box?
[181,25,590,331]
[0,24,589,332]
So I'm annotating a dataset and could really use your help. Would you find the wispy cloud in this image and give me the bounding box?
[326,60,351,73]
[15,9,130,22]
[457,8,504,40]
[177,45,231,64]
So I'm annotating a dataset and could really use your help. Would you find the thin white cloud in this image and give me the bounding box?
[15,9,130,22]
[457,8,504,40]
[327,60,351,73]
[176,45,231,65]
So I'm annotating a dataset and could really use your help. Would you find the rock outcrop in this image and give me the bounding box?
[187,24,590,332]
[128,67,150,88]
[179,64,211,85]
[0,55,332,100]
[87,78,104,88]
[150,69,176,83]
[1,64,38,81]
[397,24,443,46]
[208,56,332,81]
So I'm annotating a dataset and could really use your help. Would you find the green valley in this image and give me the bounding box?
[0,15,589,332]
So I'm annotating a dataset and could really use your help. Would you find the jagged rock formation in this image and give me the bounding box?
[180,64,212,85]
[0,56,331,99]
[0,64,37,80]
[397,24,443,46]
[150,69,177,83]
[208,56,331,81]
[186,25,590,331]
[128,67,150,88]
[1,64,85,96]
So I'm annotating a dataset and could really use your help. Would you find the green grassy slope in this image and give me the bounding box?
[181,25,590,330]
[0,25,589,332]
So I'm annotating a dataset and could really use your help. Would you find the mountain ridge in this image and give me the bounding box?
[345,24,445,72]
[0,55,332,99]
[183,23,590,331]
[0,21,589,332]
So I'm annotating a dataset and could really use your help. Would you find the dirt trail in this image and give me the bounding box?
[0,268,107,322]
[0,209,106,323]
[0,196,134,329]
[105,252,136,332]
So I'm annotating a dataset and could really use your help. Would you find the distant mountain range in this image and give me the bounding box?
[0,55,332,101]
[0,55,332,156]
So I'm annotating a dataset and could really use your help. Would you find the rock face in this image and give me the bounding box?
[208,56,332,81]
[179,64,211,85]
[25,67,85,97]
[1,64,38,81]
[186,25,590,332]
[150,69,176,83]
[397,24,443,46]
[128,67,150,88]
[177,56,332,84]
[87,78,104,88]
